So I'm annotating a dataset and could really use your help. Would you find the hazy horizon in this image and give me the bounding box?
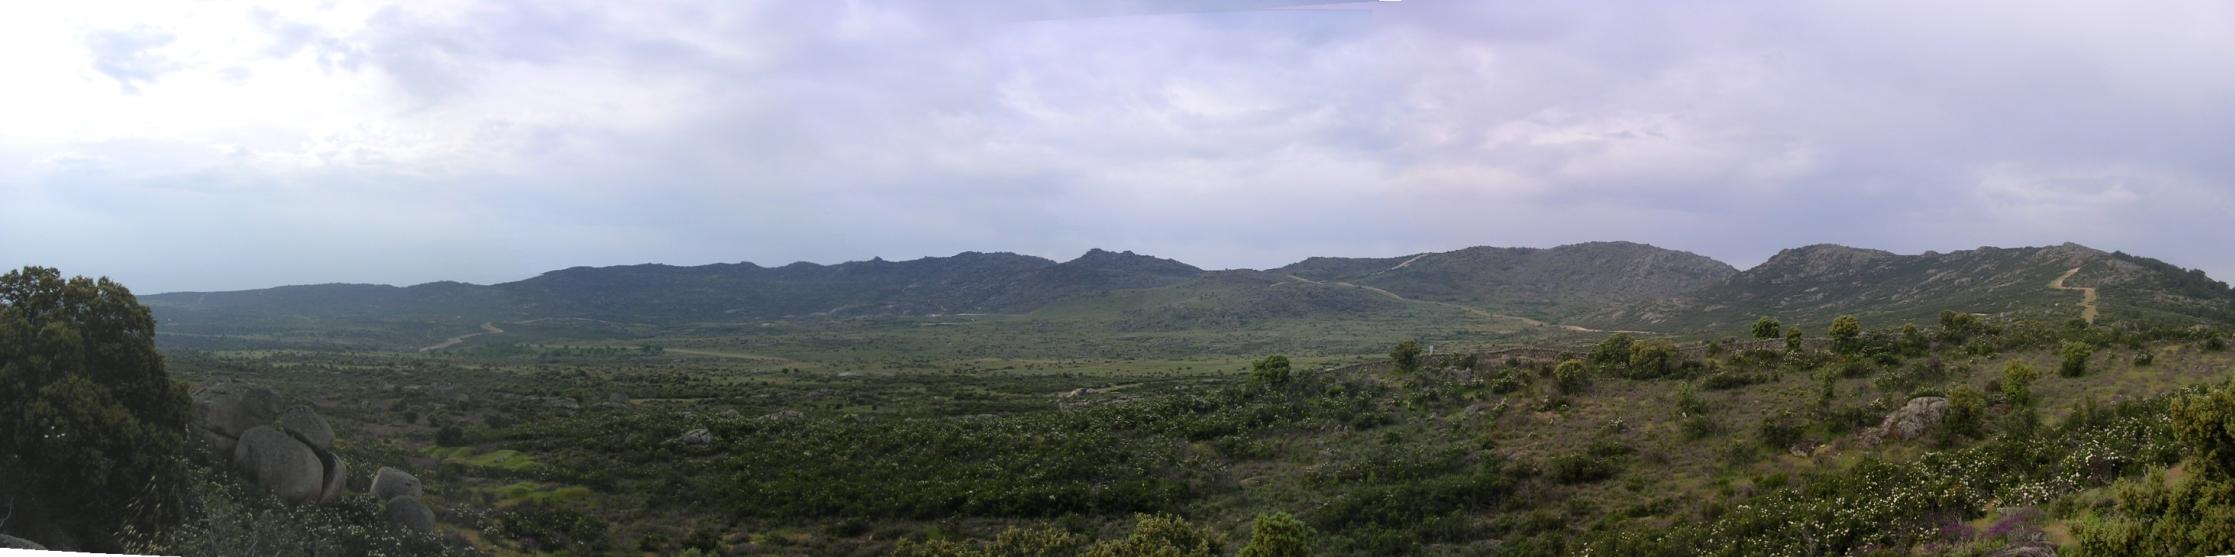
[8,0,2235,292]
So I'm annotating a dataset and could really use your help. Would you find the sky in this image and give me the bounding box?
[4,0,2234,293]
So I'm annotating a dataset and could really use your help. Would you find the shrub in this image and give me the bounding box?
[1238,511,1315,557]
[1390,341,1422,373]
[1625,340,1679,379]
[1251,355,1293,387]
[2001,362,2039,408]
[1590,334,1635,368]
[1830,315,1864,355]
[1553,360,1590,395]
[1751,317,1782,339]
[2133,351,2155,366]
[1758,412,1804,449]
[2059,341,2095,378]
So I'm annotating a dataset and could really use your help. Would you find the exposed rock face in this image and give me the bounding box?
[677,428,714,445]
[320,453,350,504]
[372,467,425,502]
[1878,397,1950,441]
[0,534,46,550]
[233,426,327,504]
[279,405,335,451]
[382,496,437,533]
[192,382,285,454]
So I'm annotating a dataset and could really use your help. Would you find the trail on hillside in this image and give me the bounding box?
[1388,253,1431,271]
[2049,267,2099,324]
[1283,275,1640,334]
[419,322,505,352]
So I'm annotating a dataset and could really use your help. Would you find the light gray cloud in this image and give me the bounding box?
[5,0,2235,292]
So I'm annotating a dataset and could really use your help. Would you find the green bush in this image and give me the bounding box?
[1552,360,1590,395]
[1390,341,1422,373]
[1251,355,1293,387]
[1238,511,1315,557]
[2060,341,2095,378]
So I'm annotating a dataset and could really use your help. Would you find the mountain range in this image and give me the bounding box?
[141,242,2235,346]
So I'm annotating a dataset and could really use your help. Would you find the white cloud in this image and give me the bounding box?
[5,0,2235,291]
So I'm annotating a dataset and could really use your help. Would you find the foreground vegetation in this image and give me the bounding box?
[14,263,2235,556]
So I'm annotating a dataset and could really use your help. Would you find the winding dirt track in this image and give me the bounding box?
[418,322,505,352]
[2048,267,2099,324]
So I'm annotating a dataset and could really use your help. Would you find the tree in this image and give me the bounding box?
[1589,333,1635,368]
[2000,361,2039,407]
[2059,341,2095,377]
[1785,326,1805,352]
[1237,511,1314,557]
[1250,355,1293,387]
[0,267,191,551]
[1751,316,1783,339]
[1942,385,1988,441]
[1626,339,1679,379]
[1388,341,1422,373]
[1829,315,1863,355]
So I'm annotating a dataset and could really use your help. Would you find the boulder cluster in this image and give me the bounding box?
[191,381,436,533]
[193,382,347,505]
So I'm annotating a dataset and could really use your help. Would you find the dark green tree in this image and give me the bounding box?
[1784,327,1805,352]
[1250,355,1292,387]
[0,267,191,550]
[1750,316,1782,339]
[1236,511,1314,557]
[1388,341,1422,373]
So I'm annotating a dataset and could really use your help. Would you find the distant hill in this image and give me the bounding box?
[1580,243,2235,332]
[1274,241,1737,319]
[140,243,1725,347]
[141,241,2235,349]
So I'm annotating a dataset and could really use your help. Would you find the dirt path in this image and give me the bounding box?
[1389,253,1431,271]
[2049,267,2099,324]
[418,322,505,352]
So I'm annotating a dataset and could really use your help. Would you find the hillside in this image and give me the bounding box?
[1582,243,2235,333]
[1274,241,1737,319]
[142,243,1721,347]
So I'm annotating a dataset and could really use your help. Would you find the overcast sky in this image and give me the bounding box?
[5,0,2233,293]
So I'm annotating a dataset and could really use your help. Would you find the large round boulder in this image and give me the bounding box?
[371,467,424,502]
[279,405,335,452]
[382,496,437,533]
[232,426,326,504]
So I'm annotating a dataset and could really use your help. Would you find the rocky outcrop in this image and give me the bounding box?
[371,467,424,502]
[675,428,714,445]
[192,382,285,454]
[1863,396,1950,445]
[381,496,437,533]
[371,467,438,532]
[280,406,335,451]
[233,426,328,504]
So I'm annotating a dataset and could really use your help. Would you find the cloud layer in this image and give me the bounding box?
[5,0,2234,292]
